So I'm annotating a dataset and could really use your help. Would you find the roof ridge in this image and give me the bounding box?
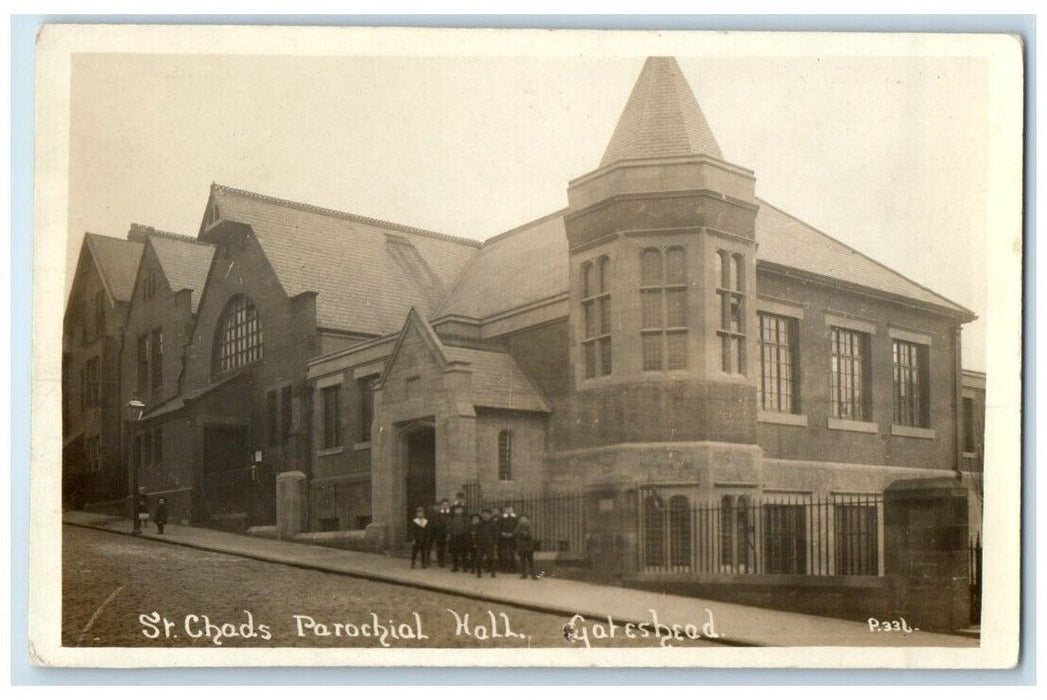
[431,207,567,320]
[211,183,483,249]
[755,197,975,318]
[129,223,198,243]
[481,208,569,247]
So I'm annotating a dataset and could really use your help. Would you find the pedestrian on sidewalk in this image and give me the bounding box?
[430,498,451,568]
[133,488,150,535]
[515,514,539,580]
[447,504,469,572]
[498,503,518,572]
[410,507,431,569]
[474,508,497,578]
[155,497,168,535]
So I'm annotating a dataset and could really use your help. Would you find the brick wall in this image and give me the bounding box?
[63,250,131,504]
[755,267,963,471]
[180,227,319,477]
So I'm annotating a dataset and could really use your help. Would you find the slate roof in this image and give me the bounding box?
[434,201,970,321]
[83,233,145,303]
[445,345,550,413]
[205,184,480,335]
[433,210,569,321]
[753,199,972,316]
[149,234,215,313]
[385,309,549,413]
[600,56,724,167]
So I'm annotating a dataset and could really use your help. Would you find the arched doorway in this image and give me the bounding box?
[404,425,436,527]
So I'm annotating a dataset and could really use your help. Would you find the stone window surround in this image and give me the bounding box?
[818,316,937,437]
[756,298,805,424]
[315,373,344,456]
[825,314,874,428]
[580,254,612,379]
[888,326,934,437]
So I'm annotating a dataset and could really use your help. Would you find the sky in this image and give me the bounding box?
[66,51,990,371]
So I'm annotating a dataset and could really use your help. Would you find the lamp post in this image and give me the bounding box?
[126,397,145,534]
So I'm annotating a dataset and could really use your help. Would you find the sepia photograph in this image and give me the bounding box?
[28,25,1024,669]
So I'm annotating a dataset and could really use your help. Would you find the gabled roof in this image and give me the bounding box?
[148,235,215,313]
[82,233,145,303]
[202,184,480,335]
[600,56,724,167]
[443,344,551,413]
[433,209,568,321]
[435,199,971,322]
[379,309,549,413]
[754,198,973,317]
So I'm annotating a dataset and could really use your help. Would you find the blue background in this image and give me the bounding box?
[9,13,1036,686]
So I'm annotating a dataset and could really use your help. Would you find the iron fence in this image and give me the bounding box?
[468,488,587,554]
[309,477,371,531]
[197,464,276,525]
[969,533,982,625]
[637,489,884,577]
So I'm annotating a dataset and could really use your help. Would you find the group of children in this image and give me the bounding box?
[133,489,168,535]
[409,492,539,580]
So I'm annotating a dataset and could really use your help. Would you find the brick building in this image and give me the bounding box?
[62,228,145,508]
[67,57,981,573]
[116,228,215,525]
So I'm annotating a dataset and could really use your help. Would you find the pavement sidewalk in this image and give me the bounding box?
[63,510,977,648]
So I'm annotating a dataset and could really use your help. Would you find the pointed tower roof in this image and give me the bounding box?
[600,57,724,167]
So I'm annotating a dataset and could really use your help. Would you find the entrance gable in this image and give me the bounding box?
[375,308,459,410]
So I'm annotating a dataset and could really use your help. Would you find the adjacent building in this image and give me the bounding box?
[62,228,145,508]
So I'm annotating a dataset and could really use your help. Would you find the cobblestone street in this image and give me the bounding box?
[63,526,717,649]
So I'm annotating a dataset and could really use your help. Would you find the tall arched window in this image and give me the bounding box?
[497,429,512,481]
[581,255,612,378]
[716,250,746,375]
[731,253,745,292]
[720,495,735,570]
[213,295,263,374]
[643,495,666,568]
[668,495,692,569]
[736,495,752,572]
[641,246,688,371]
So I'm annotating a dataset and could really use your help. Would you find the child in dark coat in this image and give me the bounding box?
[498,504,519,572]
[474,508,498,578]
[430,499,451,567]
[155,497,168,535]
[410,507,431,569]
[447,504,469,572]
[515,515,538,580]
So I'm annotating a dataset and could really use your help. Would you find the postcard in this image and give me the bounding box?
[29,24,1023,668]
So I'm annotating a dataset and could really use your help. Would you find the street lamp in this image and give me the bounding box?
[126,397,146,534]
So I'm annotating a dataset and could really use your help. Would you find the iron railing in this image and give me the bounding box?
[197,464,276,525]
[637,489,884,577]
[969,533,982,625]
[309,477,372,531]
[467,487,587,554]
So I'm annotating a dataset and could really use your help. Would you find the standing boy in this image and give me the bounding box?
[474,508,498,578]
[447,504,469,572]
[515,515,538,580]
[410,507,431,569]
[498,504,518,572]
[155,497,168,535]
[430,498,451,567]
